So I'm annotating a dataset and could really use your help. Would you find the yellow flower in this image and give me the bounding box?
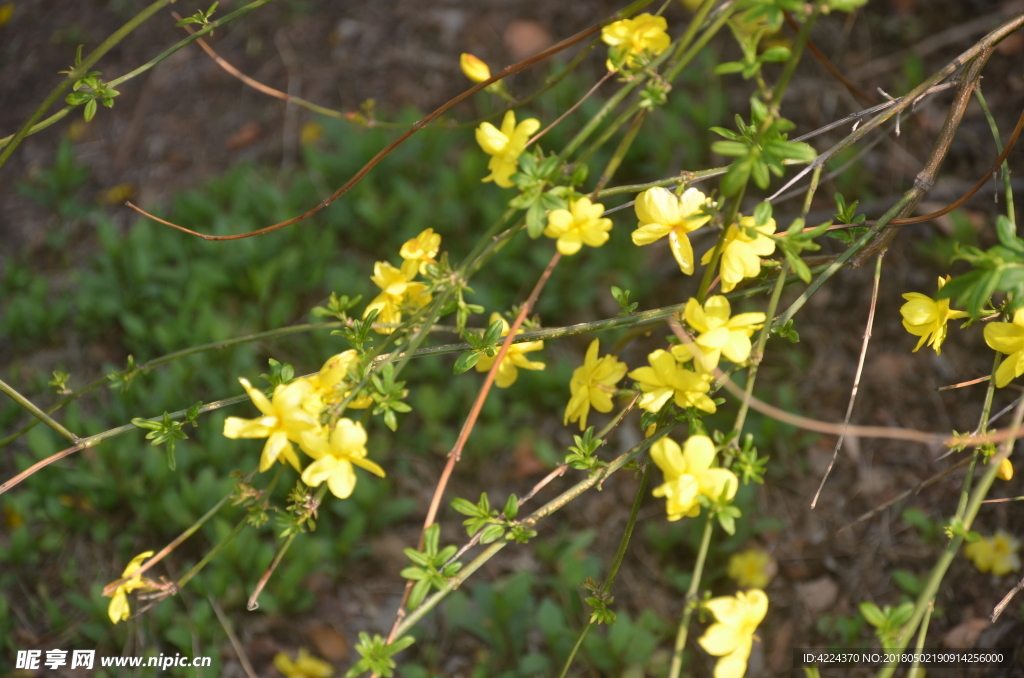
[273,648,334,678]
[364,261,432,333]
[106,551,155,624]
[544,197,613,256]
[632,187,712,274]
[996,457,1014,481]
[564,339,628,431]
[223,378,320,473]
[460,53,491,83]
[474,312,545,388]
[650,435,738,520]
[702,216,776,293]
[301,350,373,416]
[299,419,385,499]
[727,549,776,589]
[984,307,1024,387]
[0,4,12,28]
[674,296,765,372]
[963,531,1021,576]
[900,277,968,356]
[475,111,540,188]
[627,349,716,414]
[399,228,441,277]
[698,589,769,678]
[601,13,671,71]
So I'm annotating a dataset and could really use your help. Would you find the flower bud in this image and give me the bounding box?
[460,53,491,83]
[997,457,1014,481]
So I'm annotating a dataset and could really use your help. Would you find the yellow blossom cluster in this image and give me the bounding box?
[629,349,716,414]
[963,530,1021,576]
[899,276,968,356]
[364,229,440,334]
[601,13,671,71]
[699,589,768,678]
[650,435,738,520]
[630,188,776,292]
[564,339,627,430]
[475,111,540,188]
[674,296,765,373]
[223,350,385,499]
[544,197,613,256]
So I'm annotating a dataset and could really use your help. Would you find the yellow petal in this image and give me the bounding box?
[650,437,687,478]
[301,456,339,488]
[326,461,357,499]
[636,187,680,226]
[632,221,673,245]
[238,377,274,416]
[460,53,491,83]
[108,590,130,624]
[681,435,716,472]
[668,230,695,274]
[698,621,743,656]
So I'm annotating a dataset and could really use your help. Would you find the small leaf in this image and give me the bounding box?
[503,494,518,520]
[480,524,505,543]
[859,601,886,628]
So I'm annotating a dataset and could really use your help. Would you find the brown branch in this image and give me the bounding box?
[383,250,562,646]
[665,317,1024,449]
[127,2,654,241]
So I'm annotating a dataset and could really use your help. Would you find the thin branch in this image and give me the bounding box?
[527,70,615,148]
[127,0,659,241]
[209,596,259,678]
[811,252,884,509]
[991,575,1024,622]
[0,377,79,443]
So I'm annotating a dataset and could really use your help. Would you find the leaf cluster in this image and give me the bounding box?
[564,427,607,472]
[332,307,379,353]
[61,46,119,122]
[453,318,505,375]
[400,524,463,610]
[130,401,202,471]
[509,150,583,238]
[345,633,415,678]
[711,102,816,195]
[369,362,412,432]
[311,291,363,322]
[859,601,914,652]
[936,216,1024,317]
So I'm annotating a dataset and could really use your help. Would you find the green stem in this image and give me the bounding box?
[956,353,1001,519]
[558,463,651,678]
[776,190,919,327]
[0,0,172,168]
[175,467,284,591]
[876,397,1024,678]
[0,377,78,443]
[668,515,715,678]
[908,601,933,678]
[770,7,819,105]
[0,0,283,154]
[732,260,789,435]
[389,424,679,641]
[973,89,1015,226]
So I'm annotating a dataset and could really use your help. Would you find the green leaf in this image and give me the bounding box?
[754,201,773,227]
[408,579,431,610]
[503,494,518,520]
[721,160,751,196]
[403,548,430,567]
[450,497,481,517]
[713,61,746,75]
[711,140,749,157]
[526,201,546,239]
[423,524,440,555]
[400,567,427,581]
[858,601,886,628]
[480,524,506,543]
[760,46,791,62]
[709,126,742,141]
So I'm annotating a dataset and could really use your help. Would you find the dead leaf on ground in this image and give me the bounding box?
[225,121,261,150]
[943,618,990,648]
[307,621,349,660]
